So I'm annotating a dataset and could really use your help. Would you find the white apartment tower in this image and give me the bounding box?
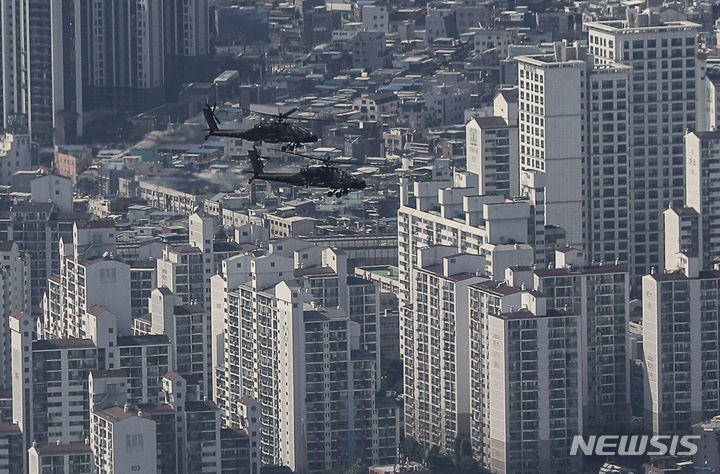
[397,167,542,453]
[0,241,30,390]
[157,212,214,308]
[91,406,158,474]
[468,282,581,473]
[517,50,584,246]
[403,246,486,452]
[642,215,720,435]
[276,299,385,472]
[518,42,634,272]
[149,287,211,397]
[43,222,131,339]
[465,89,520,198]
[642,254,720,435]
[685,131,720,266]
[586,14,701,283]
[211,245,396,470]
[509,247,631,435]
[12,310,99,448]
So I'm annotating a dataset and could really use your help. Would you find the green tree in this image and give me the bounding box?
[400,436,425,462]
[427,446,455,474]
[347,460,369,474]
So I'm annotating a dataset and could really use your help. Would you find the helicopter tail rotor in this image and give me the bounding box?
[202,103,222,139]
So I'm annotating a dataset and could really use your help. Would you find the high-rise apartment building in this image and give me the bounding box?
[0,242,30,390]
[148,288,212,397]
[12,310,99,448]
[508,247,631,435]
[643,214,720,435]
[0,202,89,306]
[211,244,397,470]
[403,246,485,452]
[43,223,131,340]
[685,131,720,266]
[51,0,210,142]
[586,14,701,283]
[0,0,53,144]
[397,168,542,453]
[642,253,720,435]
[163,0,210,58]
[157,213,214,309]
[517,44,632,265]
[517,50,584,246]
[465,89,519,198]
[276,302,388,472]
[91,406,157,474]
[468,282,581,474]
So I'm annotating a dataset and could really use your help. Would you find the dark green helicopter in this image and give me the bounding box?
[245,148,366,197]
[202,104,319,151]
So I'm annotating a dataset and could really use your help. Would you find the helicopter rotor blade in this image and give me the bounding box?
[271,148,330,162]
[243,107,340,123]
[278,107,299,120]
[272,148,367,166]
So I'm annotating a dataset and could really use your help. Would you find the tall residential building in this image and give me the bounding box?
[91,406,158,474]
[211,245,397,470]
[685,131,720,266]
[43,222,131,340]
[517,43,632,265]
[276,302,389,472]
[465,88,519,198]
[12,306,173,461]
[517,49,584,246]
[163,0,210,58]
[586,14,701,284]
[0,202,89,306]
[397,168,542,452]
[643,216,720,435]
[642,253,720,435]
[403,246,486,452]
[157,213,215,309]
[0,0,53,144]
[508,247,631,435]
[148,288,211,397]
[51,0,209,142]
[11,310,99,448]
[468,282,581,473]
[643,235,720,435]
[84,0,165,108]
[0,242,30,390]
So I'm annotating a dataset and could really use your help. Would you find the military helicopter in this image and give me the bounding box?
[245,148,366,197]
[202,103,319,151]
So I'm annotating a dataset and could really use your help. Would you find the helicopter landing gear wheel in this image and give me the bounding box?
[327,190,334,197]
